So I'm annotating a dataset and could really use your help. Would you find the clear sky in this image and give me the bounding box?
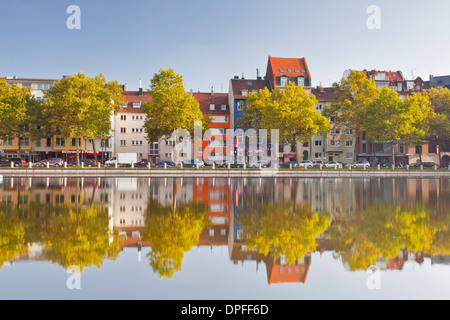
[1,0,449,92]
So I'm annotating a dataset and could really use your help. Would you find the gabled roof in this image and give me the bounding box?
[193,92,229,114]
[230,79,270,99]
[311,86,335,102]
[268,56,311,79]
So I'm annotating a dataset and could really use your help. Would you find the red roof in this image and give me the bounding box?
[193,92,229,114]
[311,87,335,102]
[230,79,270,99]
[268,56,311,79]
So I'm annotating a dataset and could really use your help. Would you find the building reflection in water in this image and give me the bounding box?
[0,177,449,284]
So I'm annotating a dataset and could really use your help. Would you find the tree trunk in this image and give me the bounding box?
[92,139,98,163]
[372,141,376,166]
[76,136,80,165]
[392,141,395,167]
[354,127,361,163]
[419,144,423,165]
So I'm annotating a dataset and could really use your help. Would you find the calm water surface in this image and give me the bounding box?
[0,176,449,299]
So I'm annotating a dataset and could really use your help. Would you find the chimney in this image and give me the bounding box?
[234,76,239,80]
[211,86,214,96]
[256,68,259,79]
[241,73,245,79]
[190,89,193,96]
[138,78,143,96]
[122,83,128,91]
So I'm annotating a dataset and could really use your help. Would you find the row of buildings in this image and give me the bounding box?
[2,56,450,165]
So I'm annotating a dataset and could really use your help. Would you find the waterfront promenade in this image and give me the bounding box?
[0,167,449,178]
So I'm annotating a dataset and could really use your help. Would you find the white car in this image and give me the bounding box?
[323,161,342,168]
[297,160,313,168]
[351,160,370,169]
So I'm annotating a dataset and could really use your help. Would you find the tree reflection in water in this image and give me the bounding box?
[236,203,331,265]
[143,199,209,279]
[329,205,450,271]
[0,202,122,272]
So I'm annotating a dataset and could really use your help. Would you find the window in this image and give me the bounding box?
[237,101,245,111]
[397,83,402,92]
[317,104,322,110]
[120,140,126,147]
[209,104,215,111]
[298,77,305,86]
[47,138,51,147]
[295,69,299,73]
[55,137,65,147]
[279,68,284,73]
[315,153,322,158]
[251,90,258,94]
[287,69,292,73]
[241,89,248,96]
[211,116,228,123]
[346,140,353,147]
[121,115,126,121]
[35,139,41,147]
[331,128,340,134]
[101,139,109,148]
[247,81,253,86]
[121,128,126,133]
[71,138,80,147]
[346,152,353,159]
[346,129,353,135]
[280,77,287,86]
[330,140,341,147]
[3,138,12,147]
[132,102,141,108]
[315,140,322,146]
[221,104,227,110]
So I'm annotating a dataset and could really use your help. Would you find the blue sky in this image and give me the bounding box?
[1,0,449,91]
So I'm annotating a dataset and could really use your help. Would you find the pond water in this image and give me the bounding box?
[0,176,449,300]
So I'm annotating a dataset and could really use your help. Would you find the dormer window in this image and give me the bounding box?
[241,89,248,96]
[298,77,305,86]
[209,104,215,111]
[221,104,227,110]
[279,69,284,73]
[280,77,288,87]
[132,102,141,108]
[295,69,299,73]
[287,69,292,73]
[397,83,402,92]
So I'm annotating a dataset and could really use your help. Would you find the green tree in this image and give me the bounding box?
[0,78,41,160]
[236,203,331,265]
[323,71,381,161]
[142,198,208,278]
[44,72,123,164]
[422,87,450,165]
[237,82,331,160]
[143,68,209,164]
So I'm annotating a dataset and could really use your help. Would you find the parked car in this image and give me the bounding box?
[423,162,437,168]
[312,160,324,168]
[323,161,342,169]
[380,162,403,168]
[2,157,29,167]
[34,158,63,167]
[297,160,313,168]
[351,160,370,169]
[182,160,205,168]
[248,161,272,168]
[0,159,12,167]
[441,162,450,169]
[83,159,98,167]
[216,160,245,168]
[134,159,150,167]
[154,161,176,167]
[279,161,298,168]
